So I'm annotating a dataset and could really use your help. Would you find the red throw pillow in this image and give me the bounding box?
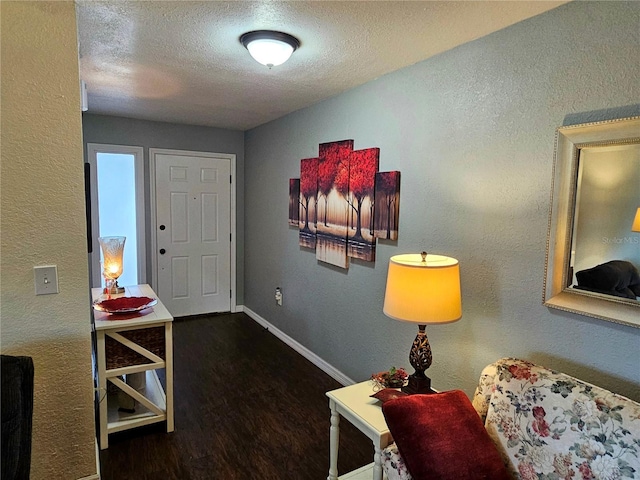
[382,390,511,480]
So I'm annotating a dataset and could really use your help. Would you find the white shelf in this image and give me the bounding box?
[106,370,167,434]
[340,463,388,480]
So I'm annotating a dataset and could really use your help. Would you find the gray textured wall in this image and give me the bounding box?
[244,2,640,400]
[82,114,245,303]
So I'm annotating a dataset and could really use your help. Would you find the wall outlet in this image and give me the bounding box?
[34,265,59,295]
[275,287,283,306]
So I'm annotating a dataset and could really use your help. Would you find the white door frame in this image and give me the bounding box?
[149,148,237,313]
[87,143,146,288]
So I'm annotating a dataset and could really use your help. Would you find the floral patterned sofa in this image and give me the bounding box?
[382,357,640,480]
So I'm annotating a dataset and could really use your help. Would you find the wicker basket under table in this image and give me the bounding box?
[105,326,166,370]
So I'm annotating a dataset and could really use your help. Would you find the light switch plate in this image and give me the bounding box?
[34,265,58,295]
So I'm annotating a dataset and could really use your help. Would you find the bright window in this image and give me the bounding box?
[88,144,145,289]
[96,153,138,287]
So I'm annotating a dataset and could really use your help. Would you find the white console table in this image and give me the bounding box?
[92,284,174,449]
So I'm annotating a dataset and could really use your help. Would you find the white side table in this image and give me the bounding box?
[326,381,393,480]
[92,284,174,449]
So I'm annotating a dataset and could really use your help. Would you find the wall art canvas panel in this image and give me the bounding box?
[315,140,354,268]
[289,178,300,226]
[347,148,379,261]
[299,157,319,249]
[374,171,401,241]
[289,140,401,269]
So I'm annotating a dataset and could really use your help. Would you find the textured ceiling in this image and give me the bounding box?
[77,1,567,131]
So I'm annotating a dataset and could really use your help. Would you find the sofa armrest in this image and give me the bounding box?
[382,443,414,480]
[480,358,640,480]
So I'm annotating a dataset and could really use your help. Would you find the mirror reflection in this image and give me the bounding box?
[569,143,640,302]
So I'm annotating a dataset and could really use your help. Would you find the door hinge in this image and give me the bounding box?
[230,175,232,184]
[230,289,232,298]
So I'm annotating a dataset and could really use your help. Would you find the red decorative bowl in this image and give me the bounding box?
[93,296,157,314]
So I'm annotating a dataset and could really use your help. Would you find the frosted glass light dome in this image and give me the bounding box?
[240,31,300,68]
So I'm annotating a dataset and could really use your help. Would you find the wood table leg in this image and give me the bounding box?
[327,400,340,480]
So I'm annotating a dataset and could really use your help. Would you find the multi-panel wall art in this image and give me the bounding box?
[289,139,400,269]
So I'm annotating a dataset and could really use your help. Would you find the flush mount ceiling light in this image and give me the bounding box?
[240,30,300,68]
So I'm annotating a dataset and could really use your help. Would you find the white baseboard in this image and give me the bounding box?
[78,474,100,480]
[243,307,354,387]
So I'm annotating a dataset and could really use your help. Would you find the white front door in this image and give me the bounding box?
[151,149,235,317]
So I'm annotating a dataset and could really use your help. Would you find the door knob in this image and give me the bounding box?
[159,225,166,230]
[160,248,166,255]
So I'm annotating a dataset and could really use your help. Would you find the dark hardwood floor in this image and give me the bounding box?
[99,313,373,479]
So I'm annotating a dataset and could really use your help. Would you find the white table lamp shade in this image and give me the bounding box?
[383,253,461,324]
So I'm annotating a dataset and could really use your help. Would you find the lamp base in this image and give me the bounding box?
[105,279,125,295]
[401,324,436,394]
[401,373,436,395]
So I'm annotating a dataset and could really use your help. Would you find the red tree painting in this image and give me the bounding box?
[316,140,353,268]
[317,140,353,227]
[374,171,401,240]
[299,157,318,249]
[317,158,336,227]
[291,140,400,269]
[347,148,379,261]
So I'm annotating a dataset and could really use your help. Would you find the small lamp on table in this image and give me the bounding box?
[383,252,462,394]
[99,236,126,295]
